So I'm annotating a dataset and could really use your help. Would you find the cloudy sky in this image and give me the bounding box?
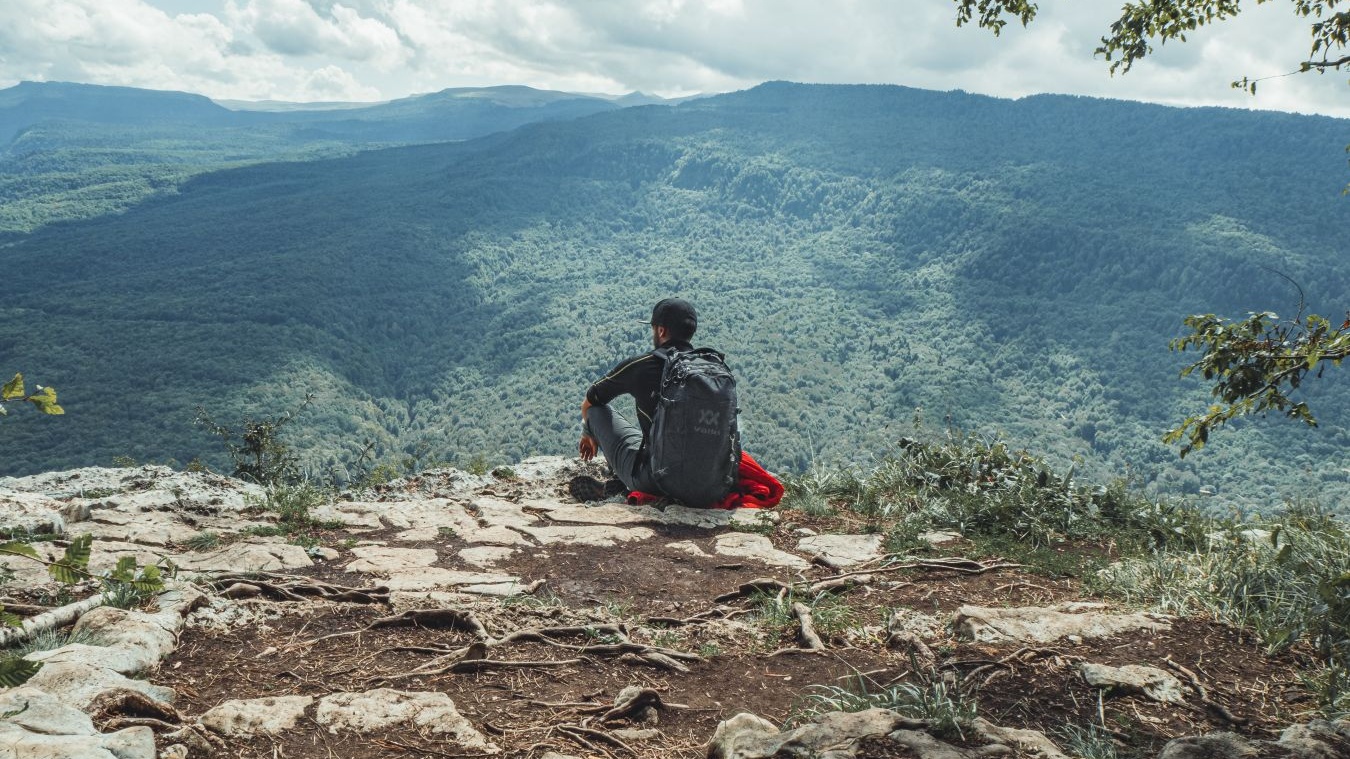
[1,0,1347,117]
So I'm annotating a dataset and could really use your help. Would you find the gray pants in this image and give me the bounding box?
[587,403,659,494]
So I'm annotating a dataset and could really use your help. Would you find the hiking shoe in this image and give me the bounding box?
[568,475,607,503]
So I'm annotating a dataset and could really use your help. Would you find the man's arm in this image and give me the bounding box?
[579,397,596,460]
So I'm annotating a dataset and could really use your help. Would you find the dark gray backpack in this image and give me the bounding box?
[648,347,741,508]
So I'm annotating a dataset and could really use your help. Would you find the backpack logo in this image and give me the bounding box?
[696,409,721,433]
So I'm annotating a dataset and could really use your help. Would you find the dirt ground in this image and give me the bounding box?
[143,510,1313,759]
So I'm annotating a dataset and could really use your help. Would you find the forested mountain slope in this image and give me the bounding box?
[0,81,618,238]
[4,82,1347,508]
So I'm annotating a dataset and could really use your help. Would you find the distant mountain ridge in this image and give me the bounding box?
[0,80,624,145]
[2,81,1348,509]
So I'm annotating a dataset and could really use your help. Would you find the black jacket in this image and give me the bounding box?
[585,339,693,450]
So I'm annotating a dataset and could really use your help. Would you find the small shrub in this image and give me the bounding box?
[1055,723,1119,759]
[183,532,221,551]
[792,675,977,737]
[6,626,107,658]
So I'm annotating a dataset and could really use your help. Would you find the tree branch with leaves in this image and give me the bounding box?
[952,0,1350,89]
[1,374,63,417]
[1165,311,1350,455]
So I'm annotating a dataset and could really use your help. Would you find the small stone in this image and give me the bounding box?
[796,534,883,567]
[201,696,313,736]
[1081,663,1188,705]
[713,533,810,570]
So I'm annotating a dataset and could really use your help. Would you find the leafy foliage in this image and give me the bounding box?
[0,373,64,417]
[952,0,1350,81]
[195,394,314,484]
[1166,310,1350,455]
[0,658,41,688]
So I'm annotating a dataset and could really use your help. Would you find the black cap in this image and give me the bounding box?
[641,298,697,332]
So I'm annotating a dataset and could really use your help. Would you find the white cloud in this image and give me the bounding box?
[0,0,1344,114]
[226,0,409,69]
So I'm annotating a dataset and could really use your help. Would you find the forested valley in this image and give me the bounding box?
[3,80,1348,511]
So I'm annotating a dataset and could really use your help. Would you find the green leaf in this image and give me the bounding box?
[28,386,63,416]
[0,657,41,688]
[110,556,137,582]
[0,610,20,628]
[49,535,92,583]
[63,534,92,569]
[0,542,39,560]
[1,374,23,401]
[48,562,82,585]
[131,565,164,593]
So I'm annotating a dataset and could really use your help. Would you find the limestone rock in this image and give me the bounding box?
[713,533,810,570]
[971,718,1071,758]
[1278,718,1350,757]
[796,534,883,567]
[954,602,1171,644]
[0,488,67,535]
[706,712,781,759]
[706,708,1066,759]
[1158,719,1350,758]
[517,524,655,546]
[200,695,314,736]
[919,530,962,546]
[23,660,175,711]
[0,722,156,759]
[459,546,517,567]
[173,540,313,572]
[666,540,711,558]
[314,689,497,753]
[379,568,519,592]
[81,513,199,547]
[344,546,437,573]
[0,688,98,737]
[1157,732,1260,758]
[1081,662,1188,704]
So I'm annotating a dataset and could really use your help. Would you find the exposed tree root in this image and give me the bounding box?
[0,593,105,647]
[713,577,793,603]
[791,601,826,650]
[815,557,1024,584]
[646,606,751,627]
[207,573,389,604]
[1164,657,1248,725]
[961,646,1075,686]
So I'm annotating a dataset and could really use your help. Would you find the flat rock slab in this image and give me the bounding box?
[954,602,1172,644]
[345,546,438,573]
[0,488,69,535]
[0,722,155,759]
[518,524,655,546]
[459,546,518,567]
[1081,662,1188,704]
[201,695,315,736]
[174,540,314,572]
[81,514,200,547]
[707,708,1070,759]
[714,533,810,570]
[381,568,520,592]
[314,689,498,753]
[796,534,883,567]
[472,497,539,530]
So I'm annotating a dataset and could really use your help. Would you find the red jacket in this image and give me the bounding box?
[627,452,783,509]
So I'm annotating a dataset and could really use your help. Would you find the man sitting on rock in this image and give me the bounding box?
[576,298,741,507]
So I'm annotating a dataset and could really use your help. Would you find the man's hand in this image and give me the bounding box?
[579,434,598,461]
